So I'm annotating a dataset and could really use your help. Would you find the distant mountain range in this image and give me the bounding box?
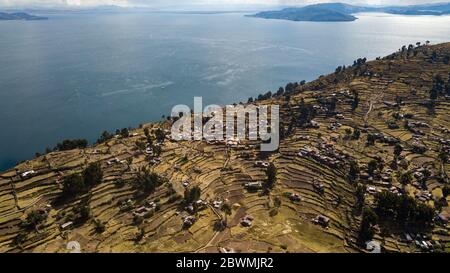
[0,12,47,21]
[250,2,450,22]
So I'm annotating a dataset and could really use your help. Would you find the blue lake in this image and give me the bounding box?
[0,12,449,170]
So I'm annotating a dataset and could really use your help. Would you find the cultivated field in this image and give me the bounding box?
[0,42,449,253]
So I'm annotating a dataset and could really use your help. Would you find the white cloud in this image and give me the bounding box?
[0,0,129,7]
[0,0,447,8]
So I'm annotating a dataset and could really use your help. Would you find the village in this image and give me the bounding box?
[0,42,448,253]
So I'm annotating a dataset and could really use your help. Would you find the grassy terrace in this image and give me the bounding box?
[0,43,449,253]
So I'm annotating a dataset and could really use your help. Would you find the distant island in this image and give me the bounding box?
[249,4,358,22]
[249,2,450,22]
[0,12,47,21]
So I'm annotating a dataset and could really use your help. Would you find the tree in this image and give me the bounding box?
[23,210,47,229]
[97,130,113,144]
[285,82,295,93]
[135,228,145,241]
[265,163,277,190]
[274,196,282,208]
[375,191,398,218]
[213,218,228,231]
[74,204,91,223]
[153,145,162,157]
[435,197,448,211]
[328,97,337,114]
[133,215,143,225]
[221,203,232,216]
[352,128,361,140]
[297,103,316,126]
[414,203,435,225]
[80,205,91,220]
[147,136,153,146]
[355,184,366,209]
[447,75,450,96]
[396,195,416,221]
[155,128,165,143]
[374,191,434,227]
[443,185,450,198]
[395,95,403,106]
[94,219,105,233]
[351,91,360,112]
[136,168,162,193]
[348,161,360,182]
[276,87,284,96]
[344,128,352,139]
[394,143,403,158]
[185,186,201,203]
[83,162,103,187]
[367,160,378,176]
[439,146,448,163]
[366,134,376,146]
[56,139,88,151]
[115,179,126,188]
[399,172,412,185]
[358,207,378,244]
[120,128,130,138]
[62,174,85,197]
[13,232,27,246]
[135,141,146,150]
[430,74,445,100]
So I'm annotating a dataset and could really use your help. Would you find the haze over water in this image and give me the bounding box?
[0,11,449,170]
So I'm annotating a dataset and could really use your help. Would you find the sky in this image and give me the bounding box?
[0,0,447,8]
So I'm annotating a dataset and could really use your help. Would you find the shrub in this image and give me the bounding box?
[399,172,412,185]
[23,210,47,229]
[133,215,143,225]
[167,194,182,203]
[375,191,435,226]
[94,219,105,233]
[348,161,359,182]
[75,204,91,222]
[115,179,126,188]
[55,139,88,151]
[269,208,278,217]
[443,185,450,198]
[265,163,277,190]
[13,232,27,246]
[135,168,163,193]
[97,130,113,144]
[355,184,366,209]
[62,174,85,197]
[358,207,378,244]
[221,203,232,215]
[83,162,103,187]
[185,186,201,203]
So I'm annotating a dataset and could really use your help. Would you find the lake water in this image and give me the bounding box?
[0,12,449,171]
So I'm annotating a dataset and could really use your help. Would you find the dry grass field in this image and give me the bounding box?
[0,42,449,253]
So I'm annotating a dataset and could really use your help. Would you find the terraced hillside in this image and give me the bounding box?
[0,42,449,253]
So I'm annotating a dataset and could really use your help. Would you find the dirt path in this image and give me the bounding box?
[364,100,374,123]
[194,204,223,253]
[0,195,43,219]
[364,93,384,124]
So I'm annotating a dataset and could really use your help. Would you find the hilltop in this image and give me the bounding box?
[0,42,449,253]
[249,3,361,22]
[0,12,47,21]
[250,2,450,22]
